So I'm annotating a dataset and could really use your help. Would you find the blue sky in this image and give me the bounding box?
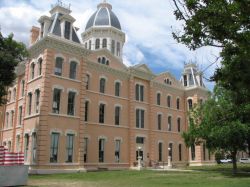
[0,0,221,90]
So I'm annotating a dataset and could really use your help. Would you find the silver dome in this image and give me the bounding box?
[85,2,121,30]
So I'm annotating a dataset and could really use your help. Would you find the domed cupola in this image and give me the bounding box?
[81,1,125,61]
[85,2,121,31]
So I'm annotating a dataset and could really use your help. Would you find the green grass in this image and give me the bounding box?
[28,164,250,187]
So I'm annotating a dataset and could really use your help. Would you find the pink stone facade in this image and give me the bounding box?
[0,2,214,173]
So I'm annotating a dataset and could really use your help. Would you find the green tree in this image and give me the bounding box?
[172,0,250,163]
[0,32,28,105]
[183,85,250,174]
[172,0,250,91]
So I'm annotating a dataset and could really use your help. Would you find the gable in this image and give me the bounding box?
[132,64,153,74]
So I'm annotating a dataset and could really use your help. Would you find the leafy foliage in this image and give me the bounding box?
[183,85,250,173]
[0,32,28,105]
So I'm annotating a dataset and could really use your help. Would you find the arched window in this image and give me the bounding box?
[188,99,193,110]
[167,95,171,108]
[117,42,120,56]
[169,143,173,161]
[38,58,42,76]
[191,144,195,160]
[85,42,87,49]
[8,91,11,102]
[31,62,35,79]
[158,142,163,162]
[157,93,161,105]
[115,106,121,125]
[111,40,115,54]
[106,60,109,66]
[98,57,101,63]
[157,114,162,130]
[102,38,107,48]
[177,118,181,132]
[13,88,16,101]
[168,116,172,131]
[179,144,182,161]
[89,40,92,50]
[95,38,100,49]
[199,98,203,105]
[69,61,77,79]
[54,57,63,76]
[84,101,89,122]
[86,74,90,90]
[35,89,40,113]
[99,78,106,93]
[102,57,106,65]
[176,98,180,110]
[115,82,120,97]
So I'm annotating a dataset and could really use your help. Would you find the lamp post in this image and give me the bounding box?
[137,146,142,170]
[168,147,172,169]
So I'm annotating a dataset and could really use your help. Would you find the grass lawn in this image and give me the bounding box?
[28,164,250,187]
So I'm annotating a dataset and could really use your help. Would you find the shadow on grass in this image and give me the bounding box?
[188,163,250,178]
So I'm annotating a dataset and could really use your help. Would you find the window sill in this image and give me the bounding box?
[27,75,42,84]
[1,127,13,131]
[49,113,80,119]
[24,113,40,120]
[86,122,129,129]
[51,74,81,83]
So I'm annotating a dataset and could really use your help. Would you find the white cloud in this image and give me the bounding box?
[0,0,220,90]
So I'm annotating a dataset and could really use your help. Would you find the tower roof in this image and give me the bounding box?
[85,1,121,31]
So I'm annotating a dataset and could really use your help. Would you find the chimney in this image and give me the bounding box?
[30,26,40,46]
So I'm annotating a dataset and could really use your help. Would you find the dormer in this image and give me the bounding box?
[34,1,80,45]
[181,63,205,88]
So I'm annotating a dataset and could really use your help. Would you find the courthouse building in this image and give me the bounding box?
[0,1,213,173]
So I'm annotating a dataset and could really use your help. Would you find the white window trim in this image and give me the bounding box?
[50,129,63,135]
[67,88,79,95]
[54,53,66,60]
[68,58,80,65]
[65,129,77,136]
[98,136,107,141]
[52,85,65,92]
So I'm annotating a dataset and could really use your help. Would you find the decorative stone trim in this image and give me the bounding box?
[52,84,65,92]
[50,128,63,135]
[65,129,77,136]
[114,137,123,142]
[98,135,107,141]
[67,88,79,95]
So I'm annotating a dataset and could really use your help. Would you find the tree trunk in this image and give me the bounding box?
[232,151,237,174]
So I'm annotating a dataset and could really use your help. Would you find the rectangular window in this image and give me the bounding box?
[136,137,144,144]
[99,104,105,123]
[28,93,32,115]
[135,84,144,102]
[84,101,89,122]
[136,109,144,128]
[115,82,120,97]
[35,90,40,113]
[67,91,76,116]
[64,21,71,39]
[52,89,61,114]
[115,140,121,163]
[189,74,194,85]
[83,137,88,163]
[50,132,59,163]
[66,134,74,163]
[115,106,120,125]
[157,114,162,130]
[99,139,105,162]
[10,111,14,127]
[32,133,37,163]
[159,143,162,162]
